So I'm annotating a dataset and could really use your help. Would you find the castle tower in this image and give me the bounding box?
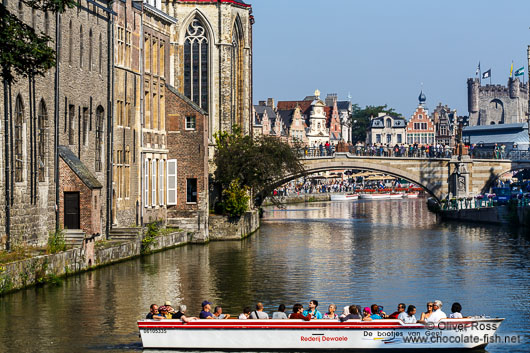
[509,77,520,99]
[467,78,480,125]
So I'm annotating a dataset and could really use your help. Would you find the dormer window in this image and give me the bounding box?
[386,118,392,128]
[418,114,423,119]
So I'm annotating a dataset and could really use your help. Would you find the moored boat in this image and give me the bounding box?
[359,193,392,200]
[330,193,359,201]
[406,192,420,198]
[138,317,504,350]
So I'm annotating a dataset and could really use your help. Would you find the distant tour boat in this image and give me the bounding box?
[406,192,420,198]
[138,317,504,350]
[359,193,404,200]
[330,193,359,201]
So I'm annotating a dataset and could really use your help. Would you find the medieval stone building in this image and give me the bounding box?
[0,0,111,249]
[467,77,529,126]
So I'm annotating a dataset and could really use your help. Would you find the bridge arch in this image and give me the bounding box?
[259,155,448,204]
[480,162,530,194]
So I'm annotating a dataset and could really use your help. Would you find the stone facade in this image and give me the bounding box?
[0,0,111,249]
[112,0,143,227]
[467,77,529,126]
[165,0,254,140]
[367,113,407,145]
[432,103,457,147]
[165,86,209,240]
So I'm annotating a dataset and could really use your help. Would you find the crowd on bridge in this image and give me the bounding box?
[146,299,468,325]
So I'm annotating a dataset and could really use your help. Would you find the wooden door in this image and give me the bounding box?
[64,192,80,229]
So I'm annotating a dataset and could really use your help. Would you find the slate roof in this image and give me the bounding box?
[336,101,352,111]
[370,116,407,128]
[254,105,276,120]
[463,123,529,146]
[58,146,103,189]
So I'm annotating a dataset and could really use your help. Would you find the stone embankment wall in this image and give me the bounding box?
[262,193,331,206]
[440,206,530,226]
[209,210,260,240]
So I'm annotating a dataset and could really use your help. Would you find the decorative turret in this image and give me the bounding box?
[509,77,520,99]
[467,78,479,114]
[418,90,426,105]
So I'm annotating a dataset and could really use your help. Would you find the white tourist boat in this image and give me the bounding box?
[359,193,404,200]
[406,192,420,198]
[330,193,359,201]
[138,318,504,350]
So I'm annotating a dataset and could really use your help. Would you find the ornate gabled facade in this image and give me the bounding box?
[406,91,436,145]
[432,103,457,147]
[325,93,352,142]
[164,0,254,140]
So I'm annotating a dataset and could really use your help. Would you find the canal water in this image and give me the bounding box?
[0,199,528,352]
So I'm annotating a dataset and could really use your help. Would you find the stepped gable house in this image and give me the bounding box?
[406,91,436,145]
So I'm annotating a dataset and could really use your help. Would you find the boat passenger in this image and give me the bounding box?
[199,300,215,319]
[146,304,164,320]
[341,305,361,321]
[250,302,269,319]
[164,301,176,314]
[159,306,172,319]
[398,305,417,323]
[449,302,464,318]
[388,303,406,319]
[362,307,373,321]
[303,300,323,319]
[239,307,251,320]
[419,302,434,322]
[289,304,311,321]
[370,304,383,319]
[272,304,288,319]
[213,306,231,319]
[172,305,197,323]
[323,304,339,320]
[339,306,350,319]
[424,300,447,323]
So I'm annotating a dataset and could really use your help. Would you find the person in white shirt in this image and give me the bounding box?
[239,307,251,320]
[425,300,447,323]
[449,302,463,318]
[398,305,417,323]
[250,302,269,319]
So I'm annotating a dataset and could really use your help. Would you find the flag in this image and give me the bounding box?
[510,61,514,77]
[482,69,491,79]
[476,62,480,76]
[515,67,525,76]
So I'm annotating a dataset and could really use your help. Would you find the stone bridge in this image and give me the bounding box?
[275,153,530,201]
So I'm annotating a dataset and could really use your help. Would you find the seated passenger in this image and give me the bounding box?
[388,303,406,319]
[341,305,361,321]
[272,304,288,319]
[172,304,197,323]
[362,307,373,321]
[213,306,231,319]
[339,306,350,319]
[370,304,383,319]
[398,305,417,323]
[239,307,251,320]
[164,301,176,314]
[449,302,464,318]
[158,306,172,319]
[323,304,338,320]
[424,300,447,323]
[303,300,323,319]
[199,300,215,319]
[146,304,164,320]
[289,303,311,321]
[250,302,269,319]
[419,302,434,322]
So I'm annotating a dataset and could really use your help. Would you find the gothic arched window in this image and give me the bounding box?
[95,106,104,171]
[14,95,24,182]
[99,33,102,74]
[44,12,49,36]
[68,20,73,65]
[79,25,84,68]
[184,19,209,111]
[231,23,243,127]
[38,100,47,182]
[88,29,93,71]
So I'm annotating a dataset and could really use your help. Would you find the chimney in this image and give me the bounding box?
[259,100,266,106]
[267,98,275,108]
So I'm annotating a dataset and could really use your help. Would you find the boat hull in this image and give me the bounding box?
[330,194,359,201]
[138,318,503,350]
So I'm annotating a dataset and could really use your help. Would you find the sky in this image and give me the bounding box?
[251,0,530,117]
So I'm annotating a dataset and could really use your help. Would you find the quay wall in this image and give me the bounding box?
[208,210,260,240]
[440,206,530,226]
[262,193,331,206]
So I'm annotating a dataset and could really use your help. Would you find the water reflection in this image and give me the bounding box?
[0,199,528,352]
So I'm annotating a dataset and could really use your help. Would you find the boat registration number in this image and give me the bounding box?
[143,329,167,334]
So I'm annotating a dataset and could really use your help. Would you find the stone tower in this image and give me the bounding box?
[467,77,529,126]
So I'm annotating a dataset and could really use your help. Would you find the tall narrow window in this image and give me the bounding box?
[151,159,156,206]
[38,100,47,182]
[82,107,88,145]
[95,106,104,171]
[186,178,197,203]
[152,38,158,75]
[159,41,165,78]
[126,29,132,68]
[152,92,158,129]
[79,26,84,68]
[68,104,75,145]
[116,149,122,199]
[31,8,36,28]
[158,159,164,206]
[44,12,50,36]
[144,35,150,73]
[14,95,24,182]
[125,146,130,198]
[99,33,102,74]
[184,19,208,111]
[144,87,150,128]
[117,26,124,65]
[88,29,93,71]
[144,159,149,207]
[166,159,177,205]
[68,20,73,65]
[231,24,243,126]
[18,1,24,20]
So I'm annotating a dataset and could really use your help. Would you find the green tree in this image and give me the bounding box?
[350,105,401,144]
[214,126,304,210]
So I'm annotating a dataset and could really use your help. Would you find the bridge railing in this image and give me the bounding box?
[298,146,454,159]
[507,150,530,161]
